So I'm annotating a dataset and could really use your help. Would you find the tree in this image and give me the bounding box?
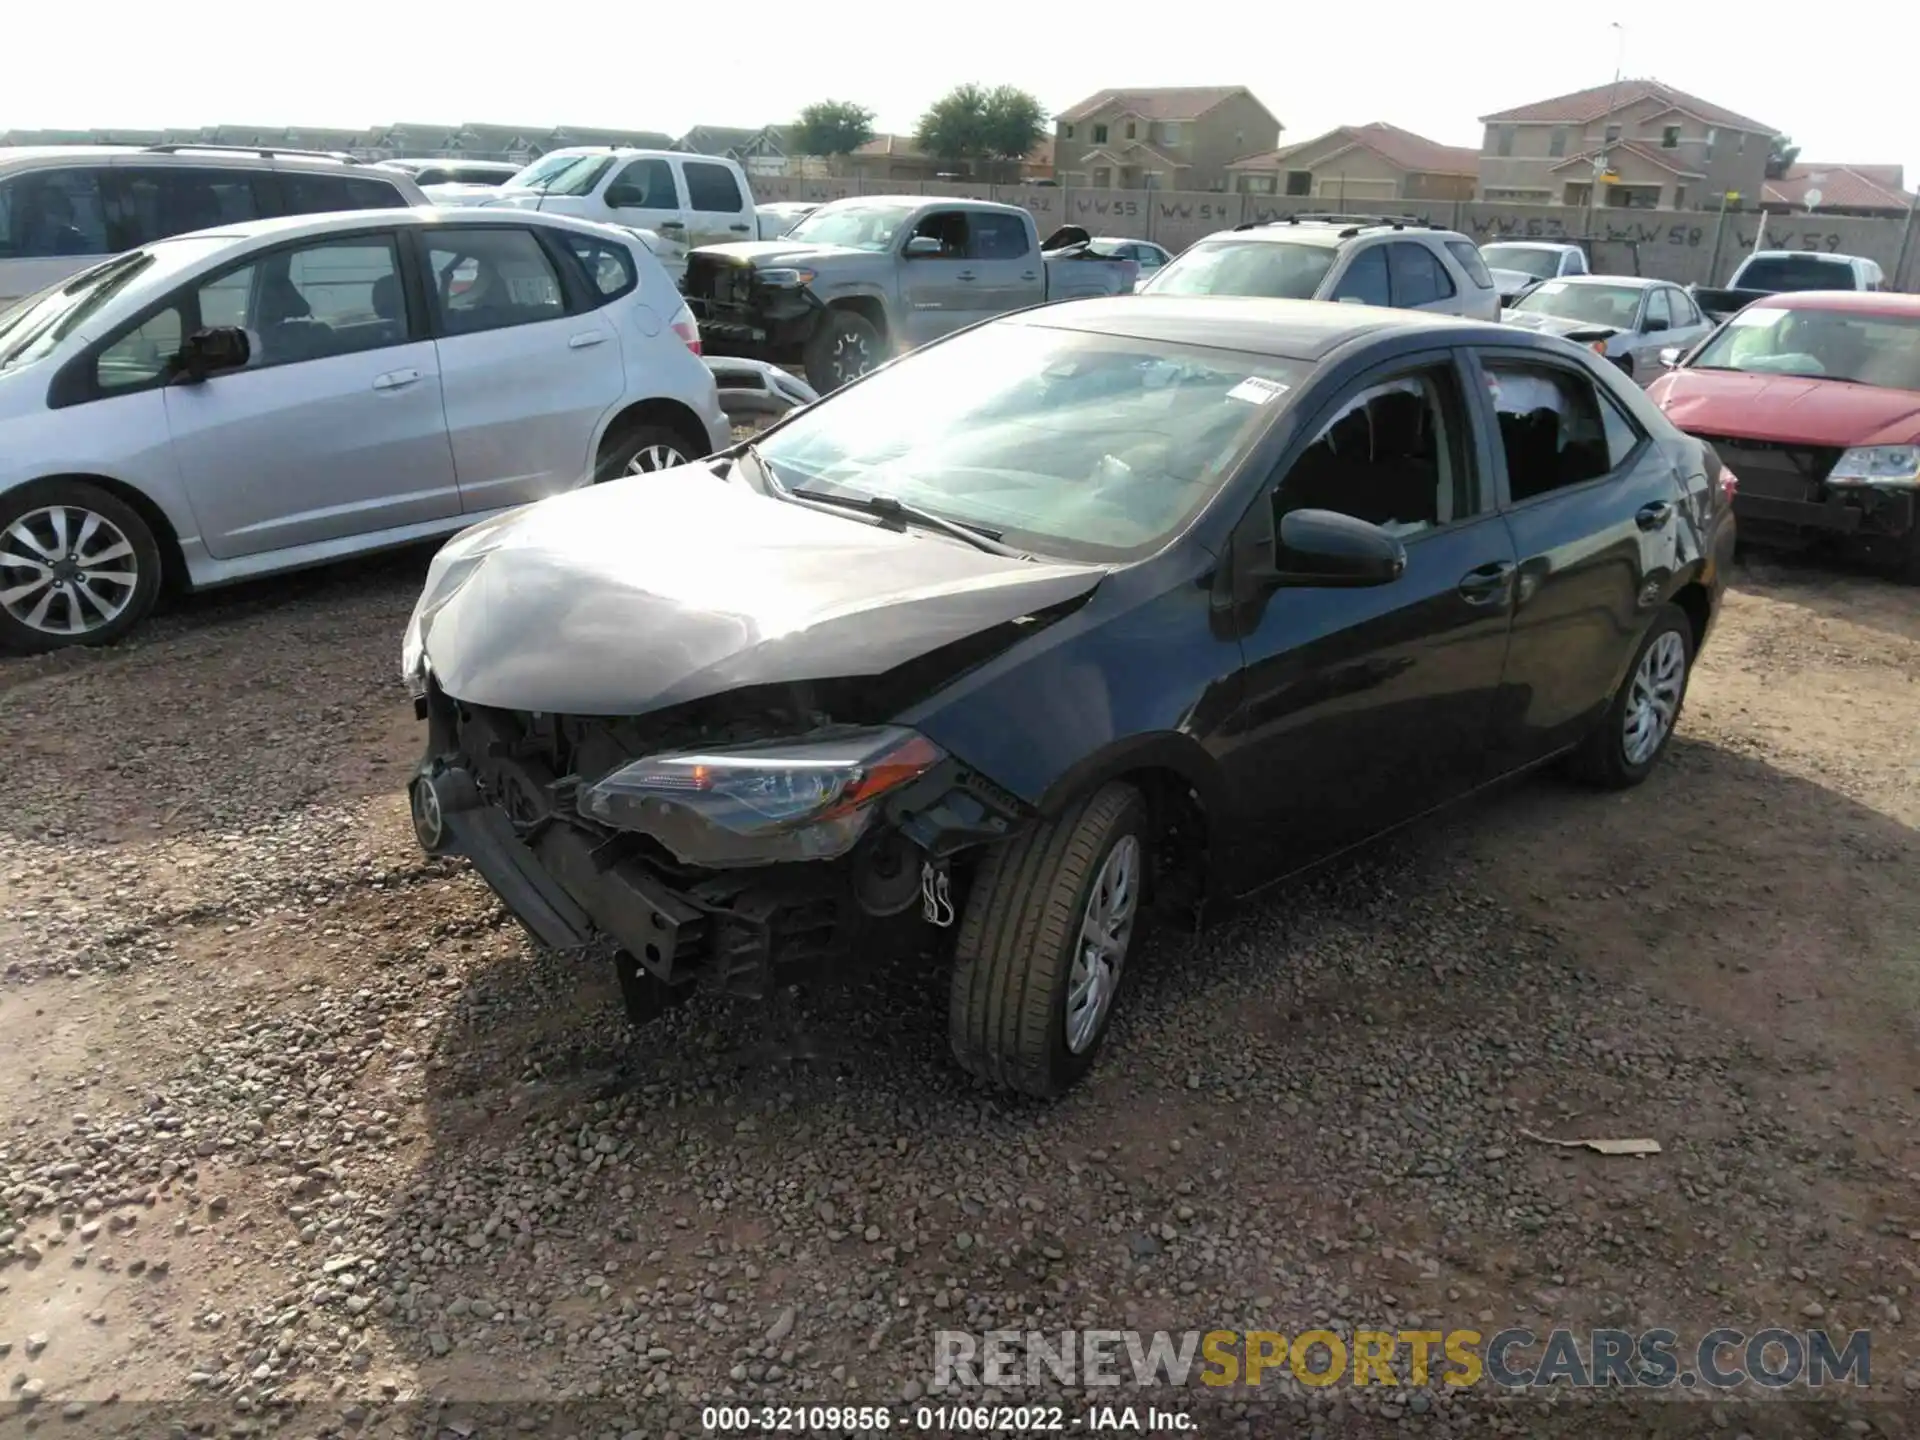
[1766,134,1800,180]
[914,83,1049,180]
[791,100,874,159]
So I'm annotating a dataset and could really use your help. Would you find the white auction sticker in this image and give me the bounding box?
[1228,377,1290,404]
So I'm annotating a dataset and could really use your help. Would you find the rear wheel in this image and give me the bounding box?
[596,424,698,482]
[0,480,162,653]
[1564,604,1693,789]
[803,310,885,393]
[948,783,1147,1098]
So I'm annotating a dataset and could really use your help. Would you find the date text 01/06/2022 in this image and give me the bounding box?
[700,1403,1196,1431]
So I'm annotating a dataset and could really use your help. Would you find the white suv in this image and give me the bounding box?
[1140,213,1501,320]
[0,144,428,306]
[0,206,728,652]
[429,148,759,281]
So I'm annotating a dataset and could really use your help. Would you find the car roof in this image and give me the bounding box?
[1008,294,1507,361]
[1750,290,1920,319]
[1196,221,1469,250]
[107,205,643,264]
[1481,240,1577,251]
[0,144,378,174]
[1535,274,1663,289]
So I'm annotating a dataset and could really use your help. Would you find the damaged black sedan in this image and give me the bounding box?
[403,296,1733,1097]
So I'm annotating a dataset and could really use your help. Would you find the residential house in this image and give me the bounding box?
[546,125,677,153]
[1053,85,1282,193]
[675,124,793,176]
[1763,163,1914,218]
[441,124,544,162]
[1226,122,1477,202]
[1476,79,1776,210]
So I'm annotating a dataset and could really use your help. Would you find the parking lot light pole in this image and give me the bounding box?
[1582,22,1626,238]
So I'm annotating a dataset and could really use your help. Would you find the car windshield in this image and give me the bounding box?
[1735,254,1860,292]
[1145,240,1337,300]
[1482,245,1564,280]
[1687,305,1920,389]
[0,251,154,372]
[514,155,614,196]
[783,203,915,252]
[753,323,1303,562]
[1513,281,1643,328]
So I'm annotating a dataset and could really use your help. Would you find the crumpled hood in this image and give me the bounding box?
[1489,268,1542,298]
[414,464,1105,716]
[1649,368,1920,448]
[691,240,870,267]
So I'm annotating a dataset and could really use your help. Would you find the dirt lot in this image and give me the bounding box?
[0,547,1916,1438]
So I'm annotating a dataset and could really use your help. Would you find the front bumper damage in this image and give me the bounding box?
[683,254,824,363]
[1704,434,1918,547]
[409,685,1028,1001]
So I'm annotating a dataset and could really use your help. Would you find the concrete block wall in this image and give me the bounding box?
[746,175,1920,291]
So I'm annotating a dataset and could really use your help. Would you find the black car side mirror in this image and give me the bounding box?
[604,185,643,208]
[1270,508,1408,588]
[173,325,250,383]
[1643,315,1670,334]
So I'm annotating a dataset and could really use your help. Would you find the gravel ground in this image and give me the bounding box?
[1,545,1916,1439]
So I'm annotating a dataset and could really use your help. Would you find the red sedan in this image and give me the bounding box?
[1647,290,1920,580]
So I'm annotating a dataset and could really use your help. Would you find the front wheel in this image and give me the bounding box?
[1564,604,1694,789]
[948,782,1148,1098]
[596,425,698,483]
[803,310,885,393]
[0,480,163,654]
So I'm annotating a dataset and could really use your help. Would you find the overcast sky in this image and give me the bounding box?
[10,2,1918,188]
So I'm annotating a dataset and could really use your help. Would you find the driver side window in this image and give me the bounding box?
[1275,365,1476,540]
[908,210,968,258]
[1644,289,1671,330]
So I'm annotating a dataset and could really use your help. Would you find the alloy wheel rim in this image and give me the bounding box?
[1622,630,1687,766]
[1066,834,1141,1055]
[0,505,139,637]
[832,330,874,383]
[625,444,687,475]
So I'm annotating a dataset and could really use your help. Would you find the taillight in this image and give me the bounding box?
[670,304,702,356]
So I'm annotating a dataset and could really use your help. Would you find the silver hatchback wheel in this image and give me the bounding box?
[0,504,140,638]
[1622,629,1686,765]
[1066,834,1141,1055]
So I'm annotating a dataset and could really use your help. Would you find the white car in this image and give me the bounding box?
[427,148,758,281]
[1141,214,1501,321]
[0,207,729,652]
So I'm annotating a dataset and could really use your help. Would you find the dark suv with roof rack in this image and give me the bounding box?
[1139,212,1501,321]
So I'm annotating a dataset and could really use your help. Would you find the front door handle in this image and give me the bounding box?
[728,222,752,232]
[656,220,686,233]
[1457,560,1516,604]
[955,271,976,282]
[372,368,421,391]
[1636,500,1675,530]
[568,332,607,349]
[1021,271,1038,280]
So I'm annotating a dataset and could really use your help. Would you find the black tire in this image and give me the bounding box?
[949,782,1148,1098]
[0,479,162,654]
[595,424,700,483]
[1563,604,1694,790]
[1897,526,1920,586]
[803,309,886,393]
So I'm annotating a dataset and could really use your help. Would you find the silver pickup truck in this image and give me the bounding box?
[681,195,1140,391]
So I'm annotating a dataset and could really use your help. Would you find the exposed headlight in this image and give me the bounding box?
[754,267,817,288]
[1826,445,1920,488]
[579,726,944,867]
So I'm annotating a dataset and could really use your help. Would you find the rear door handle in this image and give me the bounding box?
[372,368,420,391]
[1457,560,1516,604]
[1636,500,1675,530]
[955,271,976,282]
[728,222,752,232]
[1020,271,1037,280]
[656,220,686,232]
[568,332,607,349]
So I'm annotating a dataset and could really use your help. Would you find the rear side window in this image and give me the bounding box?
[1484,360,1633,502]
[683,161,744,213]
[1329,246,1390,306]
[1389,242,1456,307]
[277,172,406,216]
[344,176,409,210]
[560,232,638,300]
[111,166,266,247]
[427,227,567,334]
[1444,239,1493,288]
[0,168,112,258]
[968,212,1031,261]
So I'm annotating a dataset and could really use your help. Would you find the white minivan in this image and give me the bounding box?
[430,148,757,281]
[0,145,427,307]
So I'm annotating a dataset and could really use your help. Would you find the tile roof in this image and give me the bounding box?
[1057,86,1251,124]
[1480,79,1775,136]
[1763,164,1915,211]
[1548,139,1705,180]
[1231,121,1476,175]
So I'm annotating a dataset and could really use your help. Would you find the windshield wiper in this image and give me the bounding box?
[786,486,1028,558]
